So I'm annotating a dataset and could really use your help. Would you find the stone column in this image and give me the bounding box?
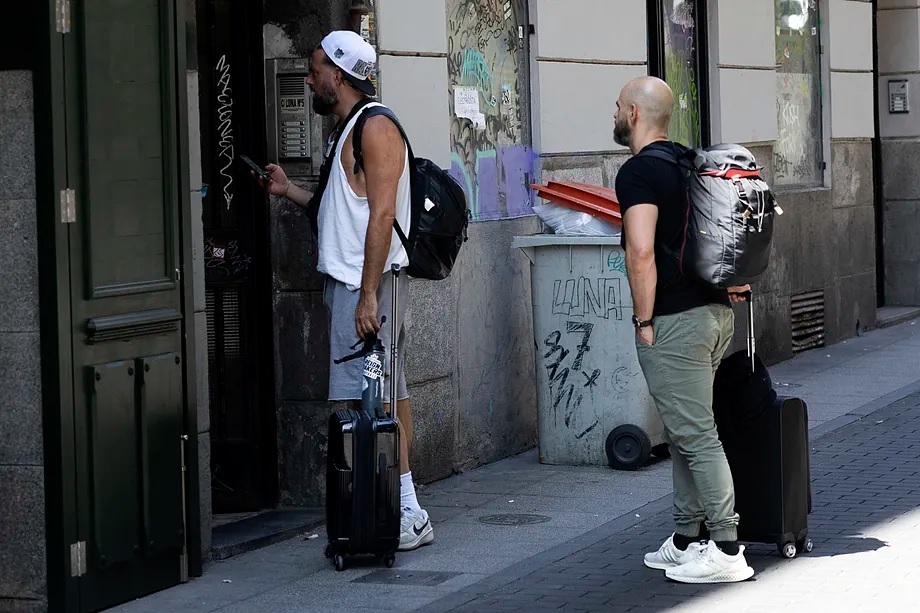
[878,1,920,305]
[0,70,46,612]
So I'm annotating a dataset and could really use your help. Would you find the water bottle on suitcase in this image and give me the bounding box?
[324,265,404,571]
[713,291,814,559]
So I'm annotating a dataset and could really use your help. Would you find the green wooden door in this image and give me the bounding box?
[63,0,189,610]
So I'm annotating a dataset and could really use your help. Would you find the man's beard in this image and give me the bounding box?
[613,117,631,147]
[312,88,338,116]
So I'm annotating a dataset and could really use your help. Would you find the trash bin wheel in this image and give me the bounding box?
[651,443,671,459]
[605,424,652,471]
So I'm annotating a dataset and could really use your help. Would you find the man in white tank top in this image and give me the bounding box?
[259,31,433,551]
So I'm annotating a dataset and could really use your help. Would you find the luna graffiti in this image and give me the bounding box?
[552,277,625,321]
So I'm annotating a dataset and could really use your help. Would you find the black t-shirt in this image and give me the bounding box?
[615,141,729,317]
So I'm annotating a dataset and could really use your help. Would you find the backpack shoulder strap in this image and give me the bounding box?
[636,148,679,165]
[352,104,416,174]
[350,104,415,250]
[304,97,376,236]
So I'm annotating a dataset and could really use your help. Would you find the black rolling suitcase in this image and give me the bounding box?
[324,265,403,571]
[713,291,813,559]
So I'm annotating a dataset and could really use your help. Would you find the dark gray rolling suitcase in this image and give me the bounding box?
[324,265,404,571]
[713,291,813,558]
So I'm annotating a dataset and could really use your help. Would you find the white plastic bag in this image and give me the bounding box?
[532,202,621,237]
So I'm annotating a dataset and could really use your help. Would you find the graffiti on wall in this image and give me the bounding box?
[216,55,235,211]
[447,0,536,221]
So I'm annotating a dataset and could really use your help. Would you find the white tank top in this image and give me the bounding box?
[316,102,411,291]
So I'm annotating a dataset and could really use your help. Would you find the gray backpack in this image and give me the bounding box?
[640,143,783,289]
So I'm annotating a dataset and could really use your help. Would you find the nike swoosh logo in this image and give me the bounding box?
[413,521,429,536]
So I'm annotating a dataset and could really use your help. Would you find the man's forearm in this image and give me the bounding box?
[626,250,657,320]
[284,183,314,209]
[360,212,393,297]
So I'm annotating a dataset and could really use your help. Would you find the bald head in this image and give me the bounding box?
[613,76,675,152]
[621,76,674,128]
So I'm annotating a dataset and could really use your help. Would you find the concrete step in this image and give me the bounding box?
[876,306,920,329]
[211,507,324,561]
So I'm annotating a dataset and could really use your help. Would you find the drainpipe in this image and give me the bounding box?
[348,0,370,34]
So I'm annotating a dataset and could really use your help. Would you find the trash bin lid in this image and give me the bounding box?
[511,235,623,249]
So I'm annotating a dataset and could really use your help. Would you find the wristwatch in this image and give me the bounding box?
[632,314,654,329]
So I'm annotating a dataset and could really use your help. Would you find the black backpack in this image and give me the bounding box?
[305,100,470,281]
[640,143,783,289]
[351,104,470,281]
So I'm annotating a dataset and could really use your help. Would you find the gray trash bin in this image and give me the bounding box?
[513,235,667,470]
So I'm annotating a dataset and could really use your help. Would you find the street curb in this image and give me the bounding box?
[874,307,920,330]
[417,379,920,613]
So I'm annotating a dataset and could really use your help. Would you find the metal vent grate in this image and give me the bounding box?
[791,290,825,354]
[221,289,242,358]
[279,75,305,96]
[206,287,246,437]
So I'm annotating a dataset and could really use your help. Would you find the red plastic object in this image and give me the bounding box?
[531,180,622,225]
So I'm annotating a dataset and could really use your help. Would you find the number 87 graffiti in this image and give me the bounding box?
[543,322,601,439]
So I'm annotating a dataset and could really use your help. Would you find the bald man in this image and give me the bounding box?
[613,77,754,584]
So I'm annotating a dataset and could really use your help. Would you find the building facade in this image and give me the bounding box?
[0,1,911,611]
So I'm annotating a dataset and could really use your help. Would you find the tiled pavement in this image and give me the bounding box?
[423,392,920,612]
[112,319,920,613]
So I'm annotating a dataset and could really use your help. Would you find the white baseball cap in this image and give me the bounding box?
[320,30,377,97]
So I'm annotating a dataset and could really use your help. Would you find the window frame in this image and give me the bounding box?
[773,0,830,189]
[647,0,712,148]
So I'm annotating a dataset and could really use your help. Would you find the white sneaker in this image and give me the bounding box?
[665,540,755,584]
[644,534,706,570]
[398,507,434,551]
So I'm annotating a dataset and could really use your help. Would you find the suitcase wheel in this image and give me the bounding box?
[798,538,814,554]
[334,554,347,571]
[383,554,396,569]
[780,542,797,559]
[605,424,652,471]
[324,544,333,559]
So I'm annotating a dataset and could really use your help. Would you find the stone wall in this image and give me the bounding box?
[0,70,46,613]
[880,139,920,305]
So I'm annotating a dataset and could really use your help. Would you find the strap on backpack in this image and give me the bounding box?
[637,148,680,165]
[304,97,376,237]
[351,105,415,251]
[634,144,693,279]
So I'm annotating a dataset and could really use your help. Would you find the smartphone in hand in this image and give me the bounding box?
[240,154,271,184]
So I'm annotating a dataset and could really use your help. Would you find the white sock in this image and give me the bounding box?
[400,472,422,513]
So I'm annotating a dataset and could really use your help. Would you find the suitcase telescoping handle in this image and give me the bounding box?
[739,289,755,373]
[389,263,401,418]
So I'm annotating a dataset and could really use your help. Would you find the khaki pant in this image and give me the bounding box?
[635,304,739,541]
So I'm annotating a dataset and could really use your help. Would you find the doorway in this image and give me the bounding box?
[196,0,277,514]
[52,0,193,609]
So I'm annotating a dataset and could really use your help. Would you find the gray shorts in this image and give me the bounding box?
[325,272,409,402]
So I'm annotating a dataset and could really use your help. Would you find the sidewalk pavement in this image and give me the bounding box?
[112,319,920,613]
